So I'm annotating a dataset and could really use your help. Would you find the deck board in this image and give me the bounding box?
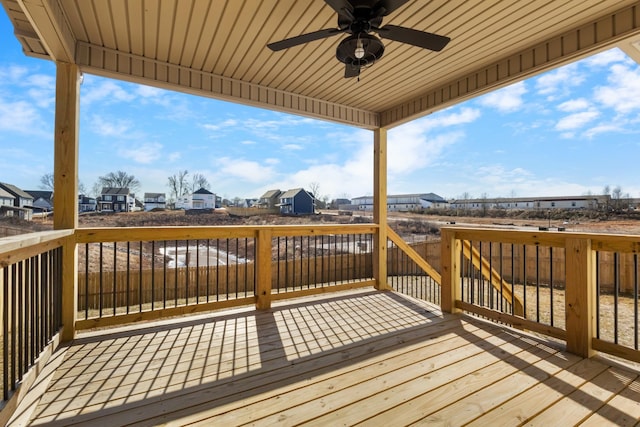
[14,289,640,426]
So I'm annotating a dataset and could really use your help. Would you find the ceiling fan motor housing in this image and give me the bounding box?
[336,33,385,65]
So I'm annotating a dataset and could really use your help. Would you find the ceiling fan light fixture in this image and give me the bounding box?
[354,37,365,59]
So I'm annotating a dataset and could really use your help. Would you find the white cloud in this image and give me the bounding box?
[583,124,625,138]
[555,111,600,131]
[535,63,585,100]
[265,158,280,165]
[117,142,163,164]
[202,119,239,132]
[214,157,276,183]
[0,99,47,135]
[594,63,640,114]
[82,80,136,105]
[90,115,134,137]
[168,152,182,162]
[418,107,481,130]
[282,144,303,151]
[478,82,527,113]
[557,98,590,112]
[240,140,256,145]
[584,48,630,67]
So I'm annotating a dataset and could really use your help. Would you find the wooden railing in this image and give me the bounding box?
[441,227,640,362]
[386,226,441,305]
[75,225,377,329]
[0,230,72,422]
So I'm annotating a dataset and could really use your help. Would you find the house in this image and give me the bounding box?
[176,188,216,210]
[278,188,314,215]
[78,195,97,213]
[352,193,447,212]
[0,187,16,217]
[192,188,215,209]
[99,187,133,212]
[0,182,33,220]
[144,193,166,211]
[329,198,352,210]
[26,190,54,214]
[257,189,282,209]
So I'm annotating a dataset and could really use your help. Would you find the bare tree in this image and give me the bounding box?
[191,173,210,192]
[611,185,624,211]
[40,172,87,195]
[98,170,141,192]
[39,173,54,190]
[167,170,189,201]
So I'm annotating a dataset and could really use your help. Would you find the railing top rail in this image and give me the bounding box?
[0,229,73,266]
[441,226,640,252]
[75,224,379,243]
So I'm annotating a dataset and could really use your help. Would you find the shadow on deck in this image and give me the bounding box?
[12,289,640,426]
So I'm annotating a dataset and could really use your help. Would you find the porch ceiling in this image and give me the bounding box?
[2,0,640,129]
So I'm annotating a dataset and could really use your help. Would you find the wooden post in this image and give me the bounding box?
[54,62,80,341]
[373,128,390,291]
[440,228,461,313]
[565,237,595,358]
[256,229,272,309]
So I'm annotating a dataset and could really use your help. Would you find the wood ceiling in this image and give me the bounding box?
[2,0,640,129]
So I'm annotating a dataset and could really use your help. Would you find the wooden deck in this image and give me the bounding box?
[11,289,640,426]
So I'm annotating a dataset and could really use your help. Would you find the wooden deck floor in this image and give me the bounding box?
[12,289,640,426]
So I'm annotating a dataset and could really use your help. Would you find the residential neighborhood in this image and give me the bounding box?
[1,176,638,221]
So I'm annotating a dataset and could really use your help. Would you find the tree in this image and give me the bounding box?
[191,173,210,192]
[40,172,86,194]
[611,185,624,212]
[167,170,189,201]
[98,170,141,193]
[39,173,54,190]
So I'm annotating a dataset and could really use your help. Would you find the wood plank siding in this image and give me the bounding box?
[14,289,640,426]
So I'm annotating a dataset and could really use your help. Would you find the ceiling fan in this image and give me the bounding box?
[267,0,451,78]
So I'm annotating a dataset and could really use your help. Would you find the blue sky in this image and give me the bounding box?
[1,11,639,203]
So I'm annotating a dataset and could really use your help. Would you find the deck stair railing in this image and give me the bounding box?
[441,227,640,363]
[386,226,441,305]
[461,239,525,317]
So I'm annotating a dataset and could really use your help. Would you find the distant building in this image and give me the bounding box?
[351,193,447,212]
[0,182,33,220]
[278,188,315,215]
[26,190,53,214]
[449,195,608,211]
[144,193,166,211]
[78,195,97,213]
[176,188,216,210]
[99,187,134,212]
[257,189,282,209]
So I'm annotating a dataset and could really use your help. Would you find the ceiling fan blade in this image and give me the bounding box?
[374,0,410,16]
[344,63,360,78]
[378,24,450,51]
[267,28,342,51]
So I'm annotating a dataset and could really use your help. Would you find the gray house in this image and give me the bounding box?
[26,190,54,214]
[78,195,97,212]
[258,189,282,209]
[278,188,314,215]
[0,182,33,220]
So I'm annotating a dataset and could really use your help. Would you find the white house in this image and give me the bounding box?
[144,193,166,211]
[176,188,216,210]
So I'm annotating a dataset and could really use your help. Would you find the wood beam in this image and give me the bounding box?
[75,42,380,130]
[53,61,79,230]
[440,228,461,314]
[565,237,596,358]
[53,61,80,342]
[256,229,272,310]
[373,128,389,290]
